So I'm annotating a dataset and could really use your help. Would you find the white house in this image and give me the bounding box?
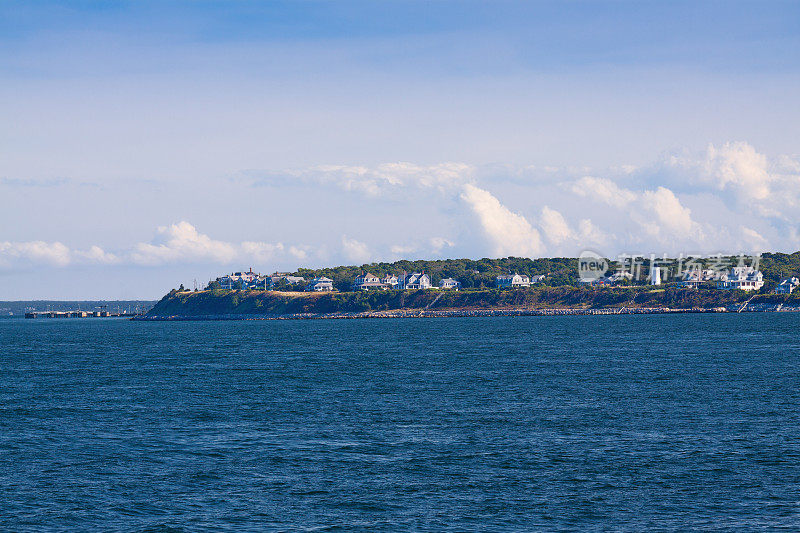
[717,266,764,291]
[216,268,260,289]
[439,278,461,290]
[382,275,399,289]
[264,273,305,289]
[400,272,432,290]
[352,272,387,291]
[306,277,334,292]
[678,268,719,288]
[775,277,799,294]
[496,273,531,288]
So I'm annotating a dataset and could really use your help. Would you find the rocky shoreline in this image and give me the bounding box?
[135,303,800,321]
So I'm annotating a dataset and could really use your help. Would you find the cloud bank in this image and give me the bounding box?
[4,142,800,274]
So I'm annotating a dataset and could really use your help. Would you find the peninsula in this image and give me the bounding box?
[141,253,800,320]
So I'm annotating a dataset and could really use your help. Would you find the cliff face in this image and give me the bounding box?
[144,287,796,318]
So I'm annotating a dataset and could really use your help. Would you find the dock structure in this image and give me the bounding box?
[24,310,134,319]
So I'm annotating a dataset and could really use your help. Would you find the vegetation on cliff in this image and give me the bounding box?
[207,252,800,292]
[146,285,800,317]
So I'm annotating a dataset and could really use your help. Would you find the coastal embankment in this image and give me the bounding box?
[137,287,800,320]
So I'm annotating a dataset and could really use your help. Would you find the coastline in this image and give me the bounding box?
[135,303,800,321]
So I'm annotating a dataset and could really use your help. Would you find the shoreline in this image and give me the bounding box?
[135,303,800,321]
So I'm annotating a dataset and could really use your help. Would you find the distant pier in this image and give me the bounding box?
[24,311,138,319]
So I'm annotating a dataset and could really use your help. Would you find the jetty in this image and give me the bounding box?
[24,310,140,319]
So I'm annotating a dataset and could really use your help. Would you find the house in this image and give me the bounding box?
[382,275,399,289]
[578,271,632,287]
[439,278,461,290]
[496,273,530,288]
[605,271,634,284]
[270,273,306,286]
[306,277,334,292]
[716,266,764,291]
[216,268,260,289]
[352,272,387,291]
[774,277,800,294]
[400,272,432,290]
[678,268,719,288]
[530,274,546,283]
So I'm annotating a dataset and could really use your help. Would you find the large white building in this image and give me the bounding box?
[716,266,764,291]
[496,273,530,288]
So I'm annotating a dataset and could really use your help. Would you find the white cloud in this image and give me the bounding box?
[704,142,772,200]
[460,184,543,257]
[429,236,455,254]
[571,176,636,208]
[640,187,697,238]
[257,161,475,197]
[0,240,121,269]
[0,240,72,267]
[130,221,238,265]
[577,219,608,247]
[390,244,416,256]
[6,142,800,277]
[740,227,768,251]
[539,206,574,245]
[341,235,371,263]
[0,221,313,270]
[74,245,120,264]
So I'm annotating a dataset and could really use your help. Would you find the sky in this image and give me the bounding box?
[2,0,800,299]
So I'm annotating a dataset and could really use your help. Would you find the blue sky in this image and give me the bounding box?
[2,1,800,299]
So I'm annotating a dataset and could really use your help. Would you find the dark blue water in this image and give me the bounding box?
[1,315,800,531]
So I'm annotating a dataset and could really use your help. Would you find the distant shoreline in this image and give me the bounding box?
[135,304,800,321]
[140,287,800,321]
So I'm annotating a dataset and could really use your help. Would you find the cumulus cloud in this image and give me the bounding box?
[341,235,371,263]
[390,244,416,256]
[429,236,455,254]
[539,206,574,245]
[655,141,800,221]
[0,222,312,270]
[0,240,73,267]
[130,221,238,265]
[74,245,120,264]
[571,176,636,208]
[6,142,800,274]
[640,187,697,238]
[460,184,543,257]
[249,162,475,197]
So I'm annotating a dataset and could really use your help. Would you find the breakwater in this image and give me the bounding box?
[136,305,744,321]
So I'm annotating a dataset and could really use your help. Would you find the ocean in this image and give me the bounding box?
[1,314,799,531]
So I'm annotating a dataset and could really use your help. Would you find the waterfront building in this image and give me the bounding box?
[716,266,764,291]
[400,272,432,290]
[382,275,399,288]
[216,268,260,289]
[439,278,461,290]
[678,268,720,288]
[774,277,800,294]
[496,273,530,288]
[353,272,387,291]
[270,273,306,286]
[306,277,335,292]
